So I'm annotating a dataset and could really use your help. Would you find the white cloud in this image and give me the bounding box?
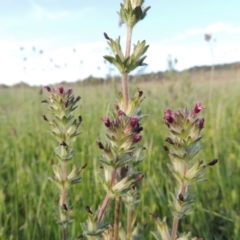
[0,39,109,86]
[186,28,203,36]
[204,22,231,34]
[227,26,240,34]
[174,34,185,41]
[29,1,90,20]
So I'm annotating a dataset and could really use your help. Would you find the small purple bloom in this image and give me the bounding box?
[58,85,64,94]
[118,110,125,117]
[132,134,142,143]
[66,88,73,95]
[130,116,139,127]
[114,103,120,111]
[194,102,204,114]
[164,108,174,123]
[102,116,111,128]
[44,86,52,92]
[198,118,205,129]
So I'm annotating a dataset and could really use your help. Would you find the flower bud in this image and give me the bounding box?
[198,118,204,129]
[207,159,218,166]
[85,205,93,214]
[44,86,52,92]
[66,88,73,95]
[103,32,110,40]
[164,108,174,124]
[118,110,125,117]
[130,116,139,127]
[58,85,64,94]
[42,115,48,122]
[163,145,169,153]
[120,166,128,178]
[96,141,105,150]
[132,134,142,143]
[76,96,81,102]
[114,103,120,111]
[165,137,174,145]
[102,117,111,128]
[194,102,204,114]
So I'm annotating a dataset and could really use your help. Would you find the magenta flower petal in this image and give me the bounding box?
[132,134,142,143]
[198,118,205,129]
[114,103,120,111]
[130,116,139,127]
[58,85,64,94]
[194,102,204,114]
[164,108,174,123]
[102,116,111,128]
[44,86,52,92]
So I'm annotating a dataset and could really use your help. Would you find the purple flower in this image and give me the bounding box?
[44,86,52,92]
[164,108,174,123]
[66,88,73,95]
[132,134,142,143]
[114,103,120,111]
[102,117,111,128]
[194,102,204,114]
[198,118,205,129]
[118,110,125,117]
[58,85,64,94]
[130,116,139,127]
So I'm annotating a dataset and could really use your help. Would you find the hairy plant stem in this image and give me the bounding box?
[171,164,188,240]
[113,196,121,240]
[125,26,133,57]
[60,162,68,240]
[122,72,129,112]
[62,227,67,240]
[122,26,133,112]
[127,207,133,239]
[171,216,180,240]
[60,162,67,206]
[118,25,133,239]
[98,170,117,222]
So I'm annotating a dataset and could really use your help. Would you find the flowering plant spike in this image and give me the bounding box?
[81,1,150,239]
[151,102,218,240]
[42,85,86,240]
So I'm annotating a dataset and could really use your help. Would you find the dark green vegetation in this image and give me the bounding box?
[0,70,240,239]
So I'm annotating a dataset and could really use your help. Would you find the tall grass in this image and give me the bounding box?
[0,75,239,239]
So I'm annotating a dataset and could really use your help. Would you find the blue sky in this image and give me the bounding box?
[1,0,240,85]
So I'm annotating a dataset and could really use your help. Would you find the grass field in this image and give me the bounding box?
[0,73,240,240]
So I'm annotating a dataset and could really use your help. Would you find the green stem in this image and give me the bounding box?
[62,226,67,240]
[60,162,68,240]
[122,26,133,112]
[127,207,132,239]
[60,162,67,206]
[171,164,188,240]
[171,216,179,240]
[125,26,132,58]
[122,72,129,112]
[113,196,121,240]
[98,169,117,222]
